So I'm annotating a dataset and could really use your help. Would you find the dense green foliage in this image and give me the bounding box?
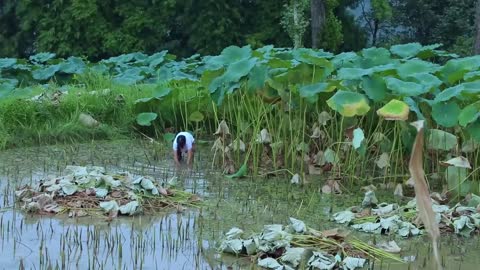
[1,0,477,60]
[2,43,480,197]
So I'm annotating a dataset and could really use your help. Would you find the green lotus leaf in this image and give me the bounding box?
[327,90,370,117]
[163,133,175,142]
[59,57,86,74]
[467,122,480,142]
[427,129,458,151]
[337,68,373,80]
[464,70,480,81]
[446,167,470,197]
[360,47,392,67]
[403,97,425,120]
[29,52,56,63]
[247,64,268,93]
[385,77,428,96]
[136,112,158,126]
[361,74,387,102]
[390,43,423,58]
[221,45,252,64]
[439,55,480,84]
[32,64,61,81]
[299,82,334,103]
[397,59,440,79]
[434,82,480,103]
[152,85,172,98]
[406,73,442,91]
[209,58,257,93]
[459,102,480,127]
[292,48,334,65]
[147,51,168,68]
[431,100,460,127]
[0,58,17,69]
[331,52,359,68]
[189,111,204,122]
[377,99,409,121]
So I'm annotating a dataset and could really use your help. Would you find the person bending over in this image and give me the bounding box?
[173,131,195,167]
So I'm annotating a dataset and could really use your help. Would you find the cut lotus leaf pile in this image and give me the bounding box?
[332,190,480,238]
[14,165,201,218]
[219,217,403,270]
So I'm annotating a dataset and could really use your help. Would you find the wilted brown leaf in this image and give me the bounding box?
[409,120,442,270]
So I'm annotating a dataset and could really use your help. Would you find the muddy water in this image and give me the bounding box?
[0,140,479,270]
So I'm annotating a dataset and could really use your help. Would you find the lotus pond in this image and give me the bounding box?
[0,139,479,270]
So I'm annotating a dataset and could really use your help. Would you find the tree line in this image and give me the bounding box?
[0,0,479,60]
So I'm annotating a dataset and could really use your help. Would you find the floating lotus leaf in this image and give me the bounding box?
[361,74,387,102]
[136,112,157,126]
[427,129,457,151]
[431,100,460,127]
[377,99,409,121]
[326,91,370,117]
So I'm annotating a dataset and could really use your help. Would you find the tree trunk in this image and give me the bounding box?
[372,19,379,46]
[475,0,480,54]
[311,0,325,49]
